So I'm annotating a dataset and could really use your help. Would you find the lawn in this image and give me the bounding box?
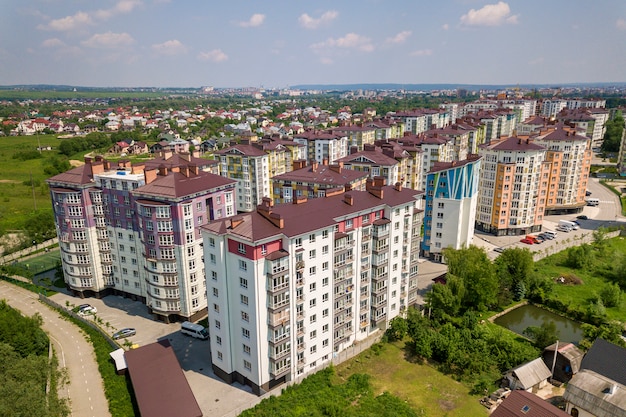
[534,235,626,323]
[0,134,61,230]
[334,341,487,417]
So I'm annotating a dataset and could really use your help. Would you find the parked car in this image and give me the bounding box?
[112,328,136,340]
[493,247,505,253]
[585,190,592,196]
[520,238,534,245]
[576,215,588,220]
[77,304,97,315]
[534,235,545,243]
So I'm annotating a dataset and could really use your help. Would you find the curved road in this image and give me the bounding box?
[0,281,111,417]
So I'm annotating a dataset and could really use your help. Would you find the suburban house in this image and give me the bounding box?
[542,342,584,383]
[563,338,626,417]
[503,357,552,393]
[491,390,570,417]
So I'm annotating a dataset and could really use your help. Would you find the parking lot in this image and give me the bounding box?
[48,291,259,417]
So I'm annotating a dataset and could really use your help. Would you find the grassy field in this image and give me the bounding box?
[534,235,626,322]
[0,134,61,230]
[334,341,487,417]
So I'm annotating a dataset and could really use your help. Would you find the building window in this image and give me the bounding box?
[295,237,302,248]
[322,261,329,271]
[309,249,316,259]
[212,287,218,297]
[238,243,246,254]
[239,260,247,271]
[216,336,222,345]
[310,283,316,292]
[211,271,217,281]
[322,308,329,317]
[322,230,329,239]
[244,360,251,371]
[322,293,329,302]
[217,351,223,360]
[322,324,329,333]
[310,314,316,324]
[241,295,249,305]
[215,320,221,329]
[345,219,353,229]
[309,233,316,242]
[322,245,329,255]
[310,330,317,339]
[322,277,329,287]
[242,328,250,339]
[213,303,219,312]
[209,237,215,247]
[243,344,251,355]
[241,311,249,322]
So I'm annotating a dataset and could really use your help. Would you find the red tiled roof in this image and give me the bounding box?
[46,165,93,186]
[488,137,546,152]
[135,170,235,199]
[490,390,569,417]
[273,164,368,184]
[202,186,421,241]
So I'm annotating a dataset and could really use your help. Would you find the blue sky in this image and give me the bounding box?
[1,0,625,88]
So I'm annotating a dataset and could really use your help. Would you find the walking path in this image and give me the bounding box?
[0,281,111,417]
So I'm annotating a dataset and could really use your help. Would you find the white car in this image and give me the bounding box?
[78,304,97,315]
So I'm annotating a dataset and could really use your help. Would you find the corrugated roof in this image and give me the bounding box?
[491,390,570,417]
[581,338,626,386]
[511,358,552,390]
[125,339,202,417]
[564,369,626,417]
[134,170,236,199]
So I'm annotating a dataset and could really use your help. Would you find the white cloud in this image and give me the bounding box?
[38,11,93,31]
[617,18,626,30]
[460,2,518,27]
[81,32,135,48]
[41,38,65,48]
[410,49,433,57]
[197,49,228,62]
[386,30,411,44]
[442,23,449,30]
[151,40,188,55]
[238,13,265,28]
[95,0,143,20]
[298,10,338,29]
[311,33,374,52]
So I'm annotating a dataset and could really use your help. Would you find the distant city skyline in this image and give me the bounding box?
[1,0,625,88]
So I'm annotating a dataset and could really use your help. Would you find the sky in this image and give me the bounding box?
[1,0,625,89]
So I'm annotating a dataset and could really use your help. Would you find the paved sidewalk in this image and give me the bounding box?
[0,281,111,417]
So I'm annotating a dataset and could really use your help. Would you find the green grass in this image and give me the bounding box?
[15,248,61,273]
[335,342,487,417]
[534,236,626,322]
[0,134,61,230]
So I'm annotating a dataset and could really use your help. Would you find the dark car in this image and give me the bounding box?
[493,247,505,253]
[576,215,588,220]
[585,190,592,196]
[112,328,136,340]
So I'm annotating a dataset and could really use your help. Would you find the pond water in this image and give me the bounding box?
[494,304,584,345]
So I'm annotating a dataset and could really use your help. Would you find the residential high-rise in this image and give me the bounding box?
[201,179,423,394]
[47,154,237,322]
[421,156,481,261]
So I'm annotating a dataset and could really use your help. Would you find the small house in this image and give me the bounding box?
[503,358,552,393]
[542,342,584,383]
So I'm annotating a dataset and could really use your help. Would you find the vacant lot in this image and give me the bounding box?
[334,342,487,416]
[0,134,61,230]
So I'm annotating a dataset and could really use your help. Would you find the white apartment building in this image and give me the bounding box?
[201,180,423,394]
[292,130,348,164]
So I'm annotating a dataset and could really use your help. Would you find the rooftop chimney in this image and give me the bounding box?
[344,193,354,205]
[230,216,244,229]
[144,168,158,184]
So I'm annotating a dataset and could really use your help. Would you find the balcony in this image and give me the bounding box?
[269,346,291,361]
[371,297,387,308]
[267,280,289,294]
[268,299,290,313]
[270,361,291,379]
[297,342,306,353]
[268,310,290,328]
[372,313,387,324]
[372,285,387,296]
[295,260,305,271]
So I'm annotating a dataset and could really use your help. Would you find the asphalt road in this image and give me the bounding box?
[0,281,111,417]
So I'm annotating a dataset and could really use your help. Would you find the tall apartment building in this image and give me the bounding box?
[421,156,481,262]
[47,155,237,322]
[216,143,272,212]
[272,160,368,204]
[292,130,348,164]
[332,124,377,151]
[534,124,592,215]
[476,137,550,236]
[336,144,405,189]
[201,179,423,394]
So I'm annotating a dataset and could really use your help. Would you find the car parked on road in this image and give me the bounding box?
[112,328,136,340]
[576,215,588,220]
[493,247,505,253]
[520,238,534,245]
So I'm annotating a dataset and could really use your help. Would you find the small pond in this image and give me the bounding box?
[494,304,584,345]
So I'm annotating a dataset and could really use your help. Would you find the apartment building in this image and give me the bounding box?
[460,109,517,144]
[394,109,450,135]
[201,179,423,394]
[332,124,377,151]
[47,155,237,322]
[421,156,481,261]
[292,130,348,164]
[398,133,456,191]
[476,137,550,236]
[215,142,272,213]
[541,99,568,119]
[534,124,592,215]
[336,144,404,189]
[363,118,405,141]
[557,108,609,144]
[272,160,368,204]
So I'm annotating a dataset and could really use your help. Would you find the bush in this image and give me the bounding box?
[599,282,622,308]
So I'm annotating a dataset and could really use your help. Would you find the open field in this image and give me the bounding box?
[334,341,487,417]
[534,235,626,323]
[0,134,61,230]
[15,248,61,273]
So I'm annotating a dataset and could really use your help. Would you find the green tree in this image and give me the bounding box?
[565,244,594,270]
[495,247,534,303]
[385,317,408,341]
[523,321,559,349]
[599,282,622,308]
[443,245,498,311]
[425,274,464,321]
[601,110,624,153]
